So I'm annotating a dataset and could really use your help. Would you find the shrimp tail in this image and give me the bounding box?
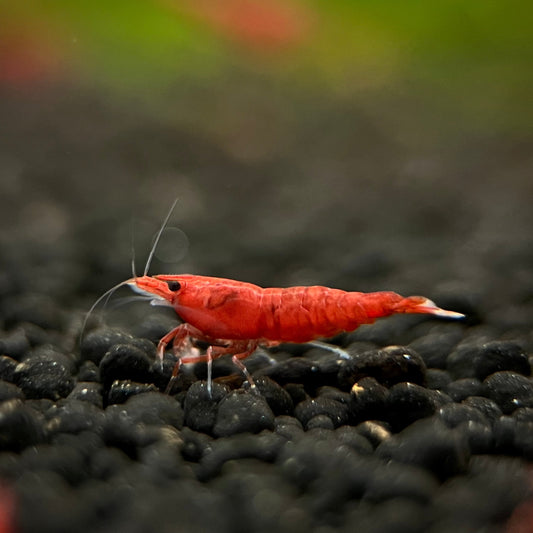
[393,296,465,319]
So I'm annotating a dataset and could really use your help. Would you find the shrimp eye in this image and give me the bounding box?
[166,281,181,292]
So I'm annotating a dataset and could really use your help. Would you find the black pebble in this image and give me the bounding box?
[254,376,294,416]
[335,425,374,454]
[213,390,275,437]
[473,341,530,380]
[0,380,24,402]
[408,326,463,369]
[45,399,104,436]
[437,403,490,428]
[183,381,228,434]
[120,391,184,428]
[259,357,321,387]
[445,378,486,402]
[484,371,533,414]
[447,340,531,381]
[283,383,308,405]
[349,377,388,423]
[376,417,470,481]
[294,396,351,429]
[306,414,335,430]
[77,360,99,382]
[338,346,426,390]
[461,396,503,423]
[99,343,153,390]
[107,380,160,405]
[274,415,304,441]
[0,328,31,360]
[197,432,284,480]
[385,382,447,431]
[0,399,47,452]
[14,353,75,401]
[67,382,103,408]
[354,420,392,448]
[80,327,153,365]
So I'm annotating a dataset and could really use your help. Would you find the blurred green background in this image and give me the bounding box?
[1,0,532,315]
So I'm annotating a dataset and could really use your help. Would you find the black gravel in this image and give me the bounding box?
[1,83,533,533]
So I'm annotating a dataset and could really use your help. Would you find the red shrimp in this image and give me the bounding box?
[126,273,464,393]
[87,201,464,394]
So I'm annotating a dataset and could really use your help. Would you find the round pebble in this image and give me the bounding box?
[484,371,533,414]
[183,381,229,434]
[98,343,153,390]
[213,390,275,437]
[338,346,427,389]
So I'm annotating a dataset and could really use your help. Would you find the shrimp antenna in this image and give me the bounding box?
[79,280,132,345]
[143,197,179,276]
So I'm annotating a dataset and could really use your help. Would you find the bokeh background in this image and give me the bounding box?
[1,1,533,327]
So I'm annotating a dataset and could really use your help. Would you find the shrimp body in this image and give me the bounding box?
[129,274,463,369]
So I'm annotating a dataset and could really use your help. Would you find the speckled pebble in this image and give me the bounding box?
[294,396,350,429]
[67,382,103,408]
[80,327,153,365]
[473,341,530,380]
[14,353,75,400]
[106,380,160,405]
[437,403,489,428]
[213,390,275,437]
[461,396,502,423]
[377,418,470,480]
[98,343,153,390]
[183,381,229,434]
[385,382,447,431]
[254,376,294,416]
[0,399,47,451]
[274,415,304,441]
[45,399,105,436]
[484,371,533,414]
[338,346,426,389]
